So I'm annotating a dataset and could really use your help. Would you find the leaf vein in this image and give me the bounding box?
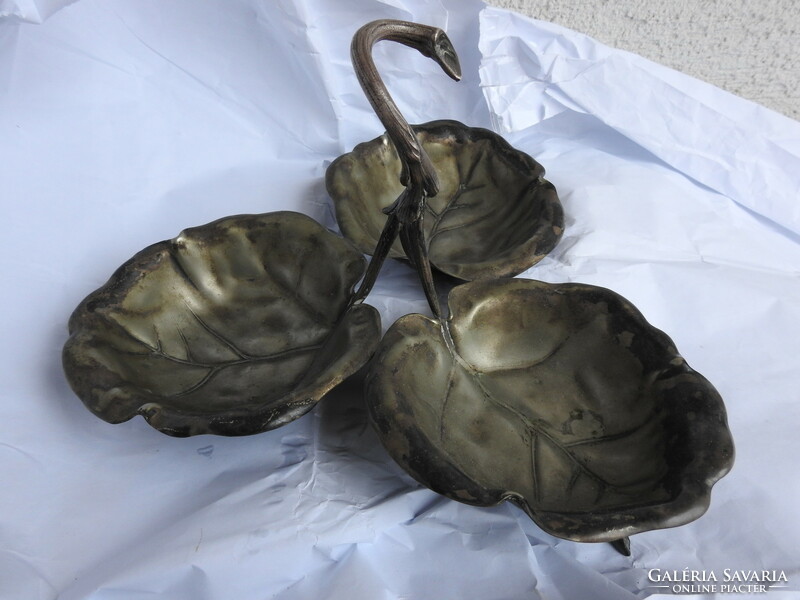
[438,362,457,441]
[260,256,331,326]
[187,305,249,359]
[471,371,619,494]
[425,148,487,242]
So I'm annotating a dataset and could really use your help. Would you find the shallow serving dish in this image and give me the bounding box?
[63,211,381,437]
[366,278,734,544]
[327,119,564,281]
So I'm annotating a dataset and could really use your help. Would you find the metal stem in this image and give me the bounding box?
[347,20,461,316]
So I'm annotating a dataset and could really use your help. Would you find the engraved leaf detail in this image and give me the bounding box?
[64,212,381,436]
[327,121,563,280]
[367,278,733,541]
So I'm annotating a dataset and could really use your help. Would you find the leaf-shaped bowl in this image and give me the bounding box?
[366,278,733,543]
[326,120,564,281]
[63,211,381,437]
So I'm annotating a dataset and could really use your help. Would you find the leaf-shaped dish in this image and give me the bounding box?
[63,211,381,437]
[326,120,564,281]
[366,278,733,542]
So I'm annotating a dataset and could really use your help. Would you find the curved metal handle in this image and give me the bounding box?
[348,20,461,318]
[351,19,461,197]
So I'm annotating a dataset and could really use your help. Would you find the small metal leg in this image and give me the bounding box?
[610,537,631,556]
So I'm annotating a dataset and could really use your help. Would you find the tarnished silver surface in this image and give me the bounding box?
[63,211,381,437]
[366,278,734,543]
[327,119,564,281]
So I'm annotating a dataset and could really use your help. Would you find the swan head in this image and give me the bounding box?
[431,29,462,82]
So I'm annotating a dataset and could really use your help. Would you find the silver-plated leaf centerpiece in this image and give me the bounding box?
[63,212,380,437]
[60,16,733,558]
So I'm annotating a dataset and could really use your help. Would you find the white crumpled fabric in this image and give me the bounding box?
[1,1,798,598]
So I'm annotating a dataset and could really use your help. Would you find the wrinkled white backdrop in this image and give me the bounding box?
[1,1,799,599]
